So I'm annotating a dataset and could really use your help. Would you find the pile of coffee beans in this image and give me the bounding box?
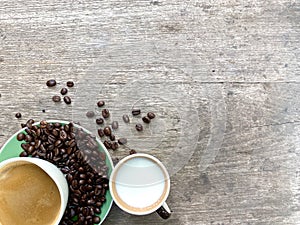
[46,79,74,105]
[17,119,109,225]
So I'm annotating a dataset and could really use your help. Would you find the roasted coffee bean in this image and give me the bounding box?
[111,142,118,151]
[118,138,127,145]
[135,123,143,131]
[103,140,112,149]
[122,114,130,123]
[86,111,95,118]
[15,112,22,118]
[97,128,104,137]
[60,130,68,140]
[109,134,115,141]
[147,112,156,119]
[19,151,28,157]
[66,81,74,87]
[102,109,110,118]
[63,96,72,104]
[97,100,105,107]
[103,126,111,136]
[142,116,151,124]
[46,79,57,87]
[93,216,101,224]
[61,88,68,95]
[132,109,141,116]
[96,118,104,125]
[16,133,25,141]
[111,121,118,130]
[129,149,137,155]
[52,95,61,102]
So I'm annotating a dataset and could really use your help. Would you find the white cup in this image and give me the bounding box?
[0,157,69,225]
[109,153,171,219]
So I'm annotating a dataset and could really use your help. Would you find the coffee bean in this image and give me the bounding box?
[122,114,130,123]
[103,126,111,136]
[135,123,143,131]
[16,133,25,141]
[66,81,74,87]
[111,142,118,151]
[147,112,156,119]
[61,88,68,95]
[129,149,137,155]
[46,79,57,87]
[103,140,112,149]
[86,111,95,118]
[102,109,110,118]
[97,128,104,137]
[15,112,22,118]
[111,121,118,130]
[63,96,72,104]
[132,109,141,116]
[118,138,127,145]
[142,116,151,124]
[96,118,104,125]
[97,101,105,107]
[19,151,28,157]
[93,216,101,224]
[52,95,61,102]
[109,134,116,141]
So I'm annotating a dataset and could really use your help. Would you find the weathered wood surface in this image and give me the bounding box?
[0,0,299,224]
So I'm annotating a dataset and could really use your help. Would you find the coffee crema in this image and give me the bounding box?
[0,162,61,225]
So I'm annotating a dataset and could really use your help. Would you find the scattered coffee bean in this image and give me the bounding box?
[122,114,130,123]
[129,149,137,155]
[15,112,22,119]
[60,88,68,95]
[111,142,118,151]
[66,81,74,87]
[96,118,104,125]
[132,109,141,116]
[135,123,143,131]
[97,101,105,107]
[19,151,28,157]
[103,140,112,149]
[46,79,57,87]
[97,128,104,137]
[109,134,116,141]
[42,109,46,113]
[63,96,72,104]
[103,126,111,136]
[52,95,61,102]
[118,138,127,145]
[147,112,156,119]
[111,121,118,130]
[16,133,25,141]
[142,116,151,124]
[102,109,110,118]
[86,111,95,118]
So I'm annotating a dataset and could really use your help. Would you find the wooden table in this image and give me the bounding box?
[0,1,299,224]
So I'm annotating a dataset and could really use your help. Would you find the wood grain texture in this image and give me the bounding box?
[0,0,299,224]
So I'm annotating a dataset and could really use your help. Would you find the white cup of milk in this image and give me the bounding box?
[109,153,171,219]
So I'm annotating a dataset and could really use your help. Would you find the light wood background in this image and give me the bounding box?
[0,0,299,224]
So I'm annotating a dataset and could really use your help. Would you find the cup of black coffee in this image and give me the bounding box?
[0,157,69,225]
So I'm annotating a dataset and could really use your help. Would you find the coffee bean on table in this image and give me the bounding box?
[66,81,74,87]
[97,128,104,137]
[118,138,127,145]
[103,126,111,136]
[135,123,143,131]
[102,109,110,118]
[111,121,118,130]
[86,111,95,118]
[52,95,61,102]
[63,96,72,104]
[122,114,130,123]
[132,109,141,116]
[96,118,104,125]
[142,116,151,124]
[97,100,105,107]
[15,112,22,118]
[46,79,56,87]
[129,149,137,155]
[110,134,115,141]
[60,88,68,95]
[147,112,156,119]
[111,142,118,151]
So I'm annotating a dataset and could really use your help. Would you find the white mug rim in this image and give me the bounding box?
[109,153,170,215]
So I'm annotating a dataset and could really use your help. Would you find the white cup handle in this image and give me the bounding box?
[156,202,171,219]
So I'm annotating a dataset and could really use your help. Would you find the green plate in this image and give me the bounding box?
[0,120,114,225]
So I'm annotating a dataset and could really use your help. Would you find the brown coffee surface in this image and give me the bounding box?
[0,162,61,225]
